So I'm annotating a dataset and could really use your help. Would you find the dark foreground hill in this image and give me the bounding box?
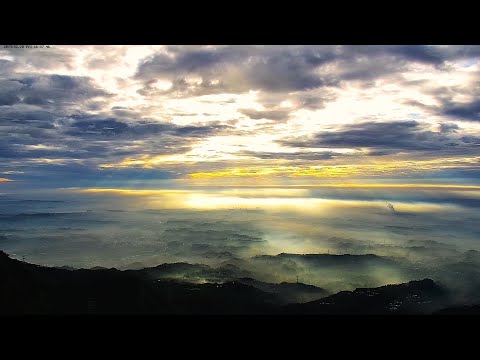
[0,251,453,314]
[0,250,277,314]
[236,277,330,304]
[285,278,449,314]
[434,304,480,314]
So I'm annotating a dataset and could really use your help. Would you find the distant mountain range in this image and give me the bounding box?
[0,250,475,315]
[236,277,329,304]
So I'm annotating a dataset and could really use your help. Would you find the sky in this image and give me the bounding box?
[1,45,480,189]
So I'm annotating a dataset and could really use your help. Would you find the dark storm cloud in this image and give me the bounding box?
[137,49,228,76]
[0,93,20,106]
[0,104,233,174]
[292,90,338,110]
[0,59,15,74]
[135,46,480,101]
[279,120,476,154]
[459,135,480,145]
[403,68,480,122]
[0,109,61,159]
[0,75,110,112]
[239,108,292,121]
[66,118,130,136]
[0,108,57,158]
[410,97,480,123]
[0,47,75,71]
[0,108,55,123]
[173,123,233,137]
[241,150,335,161]
[15,75,110,106]
[137,46,334,92]
[0,71,231,162]
[65,115,232,139]
[135,46,339,98]
[442,100,480,122]
[439,123,459,133]
[0,79,23,106]
[386,45,446,65]
[347,45,480,66]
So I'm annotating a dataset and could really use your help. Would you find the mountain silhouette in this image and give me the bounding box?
[284,279,449,314]
[237,277,329,304]
[0,250,453,314]
[434,304,480,314]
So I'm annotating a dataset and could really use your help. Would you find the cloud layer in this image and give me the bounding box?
[1,45,480,186]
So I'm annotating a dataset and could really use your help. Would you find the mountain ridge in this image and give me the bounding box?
[0,250,456,314]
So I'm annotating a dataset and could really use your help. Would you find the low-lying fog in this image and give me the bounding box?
[1,186,480,300]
